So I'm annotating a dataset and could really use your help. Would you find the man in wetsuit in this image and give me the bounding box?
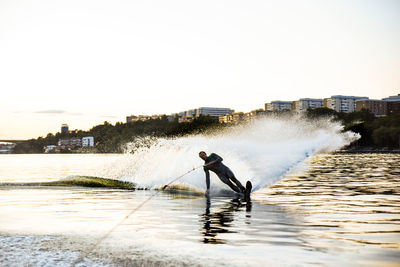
[199,151,246,196]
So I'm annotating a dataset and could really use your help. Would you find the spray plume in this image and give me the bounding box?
[106,115,359,192]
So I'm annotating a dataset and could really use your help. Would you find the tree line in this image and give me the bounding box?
[306,108,400,148]
[12,116,220,153]
[12,109,400,153]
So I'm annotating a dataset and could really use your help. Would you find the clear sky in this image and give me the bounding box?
[1,0,399,139]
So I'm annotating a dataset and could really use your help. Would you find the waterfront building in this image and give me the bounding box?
[45,145,57,153]
[292,98,324,112]
[126,115,138,123]
[194,107,234,118]
[219,112,245,124]
[381,93,400,115]
[82,136,95,147]
[126,114,166,123]
[265,101,292,111]
[58,138,82,147]
[0,142,16,154]
[324,95,369,113]
[387,101,400,115]
[356,100,388,116]
[382,93,400,102]
[128,107,234,124]
[185,109,196,118]
[61,124,69,134]
[179,107,234,122]
[176,110,196,122]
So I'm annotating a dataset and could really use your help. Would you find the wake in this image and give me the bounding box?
[104,115,359,193]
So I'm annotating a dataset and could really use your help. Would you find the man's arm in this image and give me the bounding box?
[204,154,223,167]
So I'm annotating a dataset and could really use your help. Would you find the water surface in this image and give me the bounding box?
[0,153,399,266]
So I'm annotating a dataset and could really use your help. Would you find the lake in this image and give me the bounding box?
[0,153,399,266]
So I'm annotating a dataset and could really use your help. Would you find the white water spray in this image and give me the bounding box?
[107,115,359,192]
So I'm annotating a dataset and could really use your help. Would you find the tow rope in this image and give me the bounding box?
[73,164,204,266]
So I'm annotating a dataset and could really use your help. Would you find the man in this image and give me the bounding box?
[199,151,246,196]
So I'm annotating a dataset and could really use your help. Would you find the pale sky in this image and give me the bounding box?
[1,0,399,139]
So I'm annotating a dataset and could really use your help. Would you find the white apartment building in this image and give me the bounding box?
[82,136,95,147]
[194,107,234,118]
[265,101,292,111]
[324,95,369,113]
[293,98,324,112]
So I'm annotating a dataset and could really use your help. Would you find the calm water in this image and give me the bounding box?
[0,153,399,266]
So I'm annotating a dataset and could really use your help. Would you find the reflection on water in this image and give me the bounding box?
[0,154,122,182]
[201,196,252,244]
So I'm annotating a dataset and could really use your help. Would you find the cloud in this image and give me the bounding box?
[34,110,83,116]
[35,110,67,114]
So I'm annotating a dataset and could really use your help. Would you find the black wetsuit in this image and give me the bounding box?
[203,153,245,193]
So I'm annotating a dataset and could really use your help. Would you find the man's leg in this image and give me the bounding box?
[225,180,242,193]
[224,167,246,193]
[218,175,242,193]
[229,175,245,193]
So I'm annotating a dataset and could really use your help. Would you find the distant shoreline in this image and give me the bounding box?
[338,147,400,154]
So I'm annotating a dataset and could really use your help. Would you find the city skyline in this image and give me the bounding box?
[1,92,398,141]
[1,0,399,139]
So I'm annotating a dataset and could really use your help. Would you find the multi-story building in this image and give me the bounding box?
[380,94,400,115]
[45,145,57,153]
[127,114,166,123]
[356,100,387,116]
[387,101,400,114]
[82,136,95,147]
[292,98,324,112]
[194,107,234,118]
[382,94,400,102]
[0,142,16,154]
[185,109,197,118]
[128,107,234,123]
[126,115,138,123]
[245,109,268,121]
[58,138,82,147]
[324,95,369,113]
[179,107,234,121]
[61,124,69,134]
[265,101,292,112]
[219,112,245,124]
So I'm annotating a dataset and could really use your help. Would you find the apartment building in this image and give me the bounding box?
[384,94,400,114]
[324,95,369,113]
[58,138,82,147]
[194,107,234,117]
[219,112,245,124]
[265,101,292,111]
[178,107,234,122]
[82,136,95,147]
[292,98,324,112]
[382,94,400,102]
[356,100,388,116]
[61,124,69,134]
[126,114,166,123]
[245,109,268,121]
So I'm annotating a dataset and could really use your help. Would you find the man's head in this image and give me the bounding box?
[199,151,207,160]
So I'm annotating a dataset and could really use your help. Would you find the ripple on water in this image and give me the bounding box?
[256,153,400,253]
